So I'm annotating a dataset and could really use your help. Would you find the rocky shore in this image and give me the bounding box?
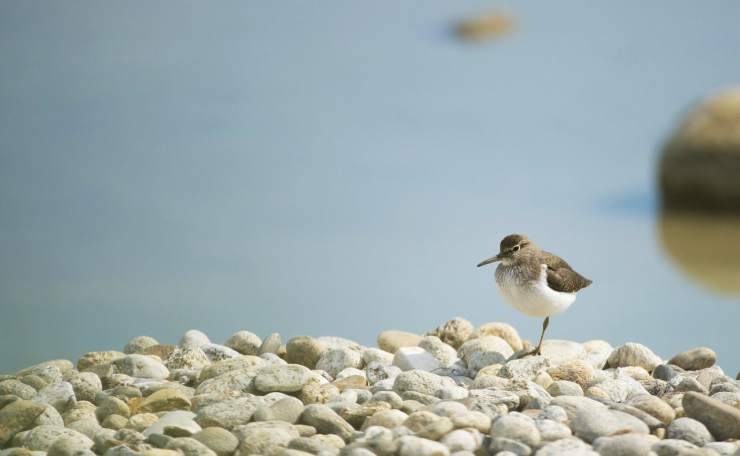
[1,317,739,456]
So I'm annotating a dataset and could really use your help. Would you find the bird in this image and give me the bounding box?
[477,234,592,357]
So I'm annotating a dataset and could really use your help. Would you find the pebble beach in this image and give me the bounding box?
[1,317,739,456]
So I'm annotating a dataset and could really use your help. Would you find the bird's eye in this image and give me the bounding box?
[513,245,520,252]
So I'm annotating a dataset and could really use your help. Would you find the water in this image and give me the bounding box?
[2,2,740,373]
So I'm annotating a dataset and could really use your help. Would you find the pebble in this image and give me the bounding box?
[123,336,159,355]
[427,317,474,350]
[652,439,699,456]
[112,355,169,380]
[377,330,422,354]
[398,435,450,456]
[224,330,262,356]
[489,437,531,456]
[682,391,740,440]
[299,404,355,441]
[22,425,93,452]
[607,343,663,371]
[499,356,550,381]
[458,336,514,364]
[547,380,583,397]
[393,369,456,397]
[258,332,282,355]
[404,411,454,440]
[570,406,649,442]
[440,429,480,452]
[419,336,458,367]
[393,347,442,372]
[669,347,717,371]
[537,438,598,456]
[254,364,311,393]
[592,433,659,456]
[627,393,676,425]
[192,427,238,456]
[144,411,201,436]
[539,340,588,366]
[316,348,363,377]
[284,336,326,369]
[472,322,523,352]
[137,388,191,413]
[0,380,37,400]
[546,359,594,387]
[32,382,75,413]
[490,413,540,447]
[653,364,678,381]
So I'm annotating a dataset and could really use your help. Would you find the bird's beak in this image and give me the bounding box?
[477,254,502,267]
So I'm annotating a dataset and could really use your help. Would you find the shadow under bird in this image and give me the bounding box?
[477,234,592,356]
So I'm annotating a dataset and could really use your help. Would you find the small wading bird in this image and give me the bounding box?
[477,234,592,357]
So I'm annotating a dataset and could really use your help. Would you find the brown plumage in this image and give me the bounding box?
[541,251,593,293]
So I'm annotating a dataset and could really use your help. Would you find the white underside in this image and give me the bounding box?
[496,264,576,317]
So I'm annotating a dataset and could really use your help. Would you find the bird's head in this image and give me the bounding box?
[477,234,534,267]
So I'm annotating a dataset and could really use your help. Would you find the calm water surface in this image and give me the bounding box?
[2,2,740,373]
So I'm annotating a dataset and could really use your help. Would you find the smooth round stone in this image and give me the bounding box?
[192,427,238,456]
[316,348,362,377]
[535,419,572,441]
[669,347,716,371]
[0,380,37,400]
[570,407,649,443]
[234,422,300,455]
[179,330,210,348]
[398,435,450,456]
[667,417,714,446]
[539,340,587,366]
[404,411,454,440]
[254,364,311,393]
[458,336,514,363]
[112,355,169,380]
[32,381,75,414]
[23,425,93,452]
[546,359,595,388]
[96,396,130,421]
[497,356,550,381]
[490,413,540,448]
[606,343,663,371]
[101,414,128,430]
[285,337,326,369]
[653,364,678,381]
[582,340,613,369]
[165,437,216,456]
[67,372,102,404]
[537,437,598,456]
[651,439,699,456]
[266,396,304,424]
[299,404,355,441]
[194,397,262,429]
[489,437,531,456]
[364,409,408,429]
[393,370,456,397]
[0,400,51,447]
[711,391,740,408]
[427,317,474,350]
[704,442,740,456]
[683,391,740,440]
[127,413,159,432]
[224,331,262,356]
[441,429,480,452]
[472,322,523,352]
[419,336,458,367]
[258,333,282,355]
[627,394,676,425]
[362,348,394,366]
[592,433,658,456]
[123,336,159,355]
[547,380,583,397]
[377,331,422,354]
[145,411,201,436]
[450,411,491,433]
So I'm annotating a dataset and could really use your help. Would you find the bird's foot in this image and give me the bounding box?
[506,346,542,361]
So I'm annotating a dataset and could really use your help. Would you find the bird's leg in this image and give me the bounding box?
[532,316,549,356]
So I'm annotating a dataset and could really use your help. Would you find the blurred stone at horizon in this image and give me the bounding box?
[657,212,740,295]
[455,11,516,42]
[659,88,740,213]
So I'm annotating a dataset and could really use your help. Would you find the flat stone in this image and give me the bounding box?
[377,331,422,354]
[427,318,474,350]
[606,343,662,372]
[254,364,311,393]
[683,391,740,440]
[669,347,717,371]
[224,331,262,356]
[393,347,442,372]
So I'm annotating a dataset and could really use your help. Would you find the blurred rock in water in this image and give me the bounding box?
[657,212,740,295]
[659,88,740,213]
[455,12,515,42]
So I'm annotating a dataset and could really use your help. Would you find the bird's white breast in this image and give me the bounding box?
[495,264,576,317]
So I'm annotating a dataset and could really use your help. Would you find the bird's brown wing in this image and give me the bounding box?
[541,251,593,293]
